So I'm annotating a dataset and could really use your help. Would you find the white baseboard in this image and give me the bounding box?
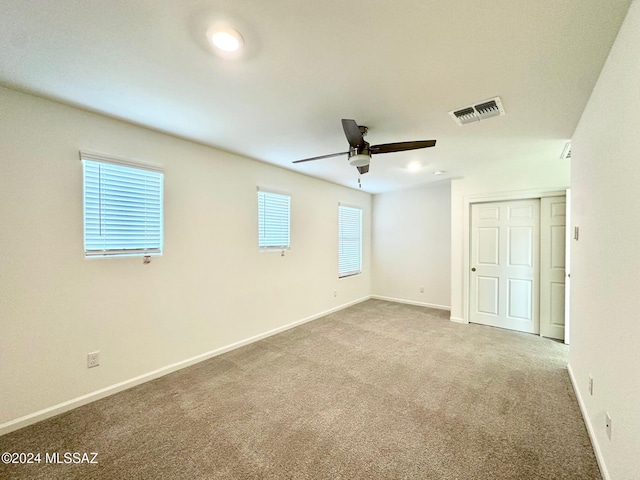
[0,296,370,437]
[449,316,466,324]
[370,295,450,311]
[567,363,609,480]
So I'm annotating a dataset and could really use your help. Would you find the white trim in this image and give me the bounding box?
[370,295,450,311]
[256,185,290,196]
[463,187,568,204]
[0,296,370,437]
[79,150,163,172]
[462,187,568,324]
[258,247,290,253]
[338,201,363,209]
[567,363,609,480]
[564,188,572,345]
[450,316,467,324]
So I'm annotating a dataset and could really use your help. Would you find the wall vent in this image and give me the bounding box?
[449,96,505,125]
[560,142,571,160]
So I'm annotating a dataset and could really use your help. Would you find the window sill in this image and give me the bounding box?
[339,272,362,279]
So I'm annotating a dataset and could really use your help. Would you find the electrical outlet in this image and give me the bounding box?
[589,375,593,396]
[605,412,612,440]
[419,286,424,293]
[87,351,100,369]
[333,290,337,297]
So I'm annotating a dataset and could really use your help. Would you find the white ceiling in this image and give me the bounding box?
[0,1,632,193]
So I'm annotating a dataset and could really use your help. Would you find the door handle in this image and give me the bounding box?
[471,267,476,272]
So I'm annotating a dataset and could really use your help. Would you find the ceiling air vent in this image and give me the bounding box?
[449,96,505,125]
[560,142,571,160]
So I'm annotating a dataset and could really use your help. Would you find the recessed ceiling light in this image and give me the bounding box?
[207,26,244,53]
[433,170,446,176]
[407,162,421,172]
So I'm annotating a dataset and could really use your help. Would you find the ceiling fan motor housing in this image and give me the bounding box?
[348,143,371,166]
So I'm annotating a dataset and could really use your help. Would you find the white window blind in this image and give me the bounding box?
[258,190,290,250]
[82,156,164,257]
[338,205,362,277]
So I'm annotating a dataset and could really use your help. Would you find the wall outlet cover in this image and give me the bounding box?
[87,351,100,368]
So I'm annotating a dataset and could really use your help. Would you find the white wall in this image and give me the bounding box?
[0,87,371,432]
[449,162,570,322]
[569,1,640,478]
[372,182,451,309]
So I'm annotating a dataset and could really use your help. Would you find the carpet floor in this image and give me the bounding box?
[0,300,599,479]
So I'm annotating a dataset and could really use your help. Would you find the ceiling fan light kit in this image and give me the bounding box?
[349,153,371,167]
[292,119,436,176]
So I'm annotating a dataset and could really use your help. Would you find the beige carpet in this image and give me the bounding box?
[0,300,599,479]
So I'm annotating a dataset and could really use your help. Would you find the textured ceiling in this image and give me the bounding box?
[0,0,632,192]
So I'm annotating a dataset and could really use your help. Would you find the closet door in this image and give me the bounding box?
[470,200,540,334]
[540,196,567,340]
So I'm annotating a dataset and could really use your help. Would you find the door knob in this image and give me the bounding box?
[471,267,476,272]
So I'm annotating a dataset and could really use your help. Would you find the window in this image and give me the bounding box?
[338,204,362,277]
[258,189,290,250]
[82,153,163,257]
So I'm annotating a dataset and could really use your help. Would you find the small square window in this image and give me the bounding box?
[82,154,164,257]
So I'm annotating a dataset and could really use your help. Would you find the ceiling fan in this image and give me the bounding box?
[292,119,436,175]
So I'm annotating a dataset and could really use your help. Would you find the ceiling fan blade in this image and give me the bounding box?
[357,164,370,175]
[292,151,349,163]
[341,119,365,148]
[370,140,436,154]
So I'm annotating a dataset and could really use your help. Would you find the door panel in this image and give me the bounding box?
[477,276,499,315]
[508,227,533,266]
[550,282,566,326]
[540,196,567,340]
[478,228,499,264]
[470,200,540,334]
[551,226,566,268]
[479,206,500,220]
[508,278,532,321]
[509,205,534,219]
